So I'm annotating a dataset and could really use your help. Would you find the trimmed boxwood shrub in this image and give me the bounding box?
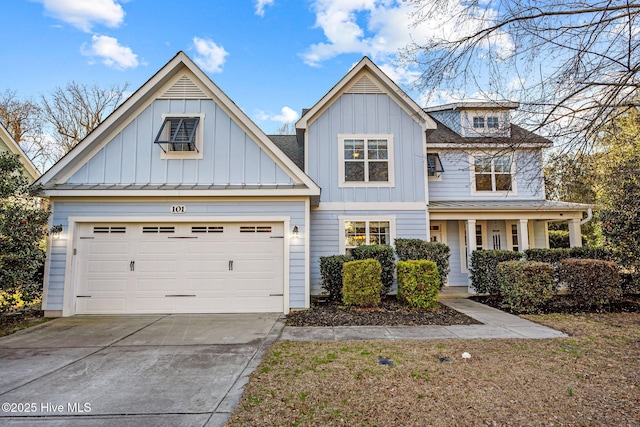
[524,247,615,264]
[396,260,440,309]
[342,259,382,307]
[620,270,640,295]
[558,258,622,306]
[498,261,554,314]
[470,250,524,295]
[351,244,395,296]
[394,238,450,287]
[319,255,352,301]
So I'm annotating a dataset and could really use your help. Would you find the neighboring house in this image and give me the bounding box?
[0,122,39,182]
[35,52,589,317]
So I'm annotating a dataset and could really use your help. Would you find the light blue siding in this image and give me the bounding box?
[309,209,427,295]
[67,99,294,186]
[307,93,426,203]
[429,110,461,135]
[44,200,307,311]
[429,150,545,200]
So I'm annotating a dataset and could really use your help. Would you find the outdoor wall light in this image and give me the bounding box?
[51,224,63,240]
[292,225,299,238]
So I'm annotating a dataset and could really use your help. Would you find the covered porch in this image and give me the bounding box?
[427,200,592,289]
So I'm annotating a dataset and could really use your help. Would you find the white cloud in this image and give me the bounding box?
[256,106,299,124]
[81,35,139,70]
[192,37,229,73]
[302,0,513,66]
[255,0,274,17]
[38,0,125,32]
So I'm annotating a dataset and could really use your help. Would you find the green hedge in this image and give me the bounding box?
[498,261,554,314]
[342,259,382,307]
[548,230,570,248]
[319,255,352,301]
[558,258,622,306]
[470,250,524,295]
[396,260,440,309]
[351,244,395,296]
[394,238,450,287]
[524,247,615,264]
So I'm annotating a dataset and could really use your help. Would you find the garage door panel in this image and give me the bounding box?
[76,222,285,314]
[85,279,127,292]
[87,241,130,255]
[77,297,127,314]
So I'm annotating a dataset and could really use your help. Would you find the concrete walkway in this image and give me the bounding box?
[280,298,567,341]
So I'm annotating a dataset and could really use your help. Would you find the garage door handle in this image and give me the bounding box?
[130,260,135,271]
[270,293,283,296]
[77,295,92,298]
[229,260,233,271]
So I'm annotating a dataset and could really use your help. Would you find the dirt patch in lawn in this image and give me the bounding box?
[228,312,640,427]
[0,309,50,337]
[286,297,481,326]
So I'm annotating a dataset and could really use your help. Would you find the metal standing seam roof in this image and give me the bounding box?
[429,200,592,211]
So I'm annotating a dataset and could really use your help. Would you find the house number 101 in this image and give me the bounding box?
[171,205,186,214]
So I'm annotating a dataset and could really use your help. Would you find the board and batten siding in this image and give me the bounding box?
[44,200,307,311]
[429,150,545,200]
[309,209,427,295]
[67,99,294,186]
[306,93,426,203]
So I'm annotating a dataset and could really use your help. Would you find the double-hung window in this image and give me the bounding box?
[339,135,394,187]
[473,154,515,193]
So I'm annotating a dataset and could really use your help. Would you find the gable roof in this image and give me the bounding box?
[0,122,39,181]
[36,51,320,196]
[296,57,436,131]
[425,118,553,148]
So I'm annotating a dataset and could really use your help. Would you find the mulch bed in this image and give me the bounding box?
[0,309,47,337]
[471,294,640,315]
[286,296,481,327]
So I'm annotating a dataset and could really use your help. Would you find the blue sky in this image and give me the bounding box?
[0,0,509,133]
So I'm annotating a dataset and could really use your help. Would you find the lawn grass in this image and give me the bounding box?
[228,312,640,426]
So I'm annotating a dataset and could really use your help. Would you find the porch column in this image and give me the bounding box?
[517,219,530,252]
[568,218,582,247]
[465,220,477,291]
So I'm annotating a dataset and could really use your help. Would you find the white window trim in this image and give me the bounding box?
[338,215,396,255]
[338,134,395,188]
[159,113,205,160]
[469,152,518,196]
[464,111,507,137]
[459,220,486,273]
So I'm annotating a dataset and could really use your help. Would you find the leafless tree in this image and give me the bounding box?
[41,81,129,153]
[275,121,295,135]
[402,0,640,153]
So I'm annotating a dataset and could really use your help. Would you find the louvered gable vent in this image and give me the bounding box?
[346,75,383,94]
[159,74,208,99]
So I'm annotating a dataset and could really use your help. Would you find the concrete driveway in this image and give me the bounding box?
[0,314,283,426]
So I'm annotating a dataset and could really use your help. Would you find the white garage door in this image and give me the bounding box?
[74,223,284,314]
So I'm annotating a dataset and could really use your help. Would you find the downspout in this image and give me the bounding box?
[580,207,593,225]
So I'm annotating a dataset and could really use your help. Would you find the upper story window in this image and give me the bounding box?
[338,134,395,187]
[466,112,506,136]
[472,154,516,193]
[154,113,204,160]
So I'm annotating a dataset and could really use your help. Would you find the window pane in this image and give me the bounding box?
[369,221,390,245]
[344,139,364,160]
[367,140,388,160]
[475,224,483,249]
[475,174,492,191]
[474,156,491,172]
[487,117,499,128]
[368,162,389,181]
[494,156,512,172]
[345,162,365,181]
[473,117,485,128]
[345,221,366,247]
[495,173,512,191]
